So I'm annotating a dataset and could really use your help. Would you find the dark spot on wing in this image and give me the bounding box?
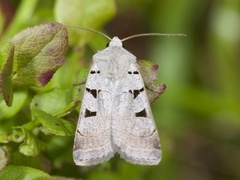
[140,87,144,92]
[135,109,147,117]
[86,88,97,98]
[128,71,139,75]
[133,87,144,99]
[91,89,97,98]
[133,90,140,99]
[90,70,100,74]
[85,108,97,118]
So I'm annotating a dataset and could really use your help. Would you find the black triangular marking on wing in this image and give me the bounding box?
[135,108,147,117]
[86,87,97,98]
[91,89,97,98]
[85,108,97,118]
[133,87,144,99]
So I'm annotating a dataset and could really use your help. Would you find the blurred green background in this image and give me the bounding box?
[0,0,240,179]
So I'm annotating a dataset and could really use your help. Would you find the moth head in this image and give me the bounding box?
[108,37,123,47]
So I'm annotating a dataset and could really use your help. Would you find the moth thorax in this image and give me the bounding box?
[109,37,123,47]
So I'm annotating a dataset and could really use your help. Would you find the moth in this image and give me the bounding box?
[72,29,185,166]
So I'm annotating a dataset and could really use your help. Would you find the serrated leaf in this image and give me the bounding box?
[17,127,45,156]
[0,165,51,180]
[138,60,167,104]
[7,22,68,87]
[0,43,15,106]
[32,108,75,136]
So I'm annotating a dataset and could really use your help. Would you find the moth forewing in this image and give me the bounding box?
[111,56,161,165]
[73,61,115,166]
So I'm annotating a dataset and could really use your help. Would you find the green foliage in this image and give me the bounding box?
[0,165,52,180]
[0,22,68,106]
[0,0,239,179]
[32,108,75,136]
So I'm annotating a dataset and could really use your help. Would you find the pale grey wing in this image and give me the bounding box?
[111,63,161,165]
[73,65,114,166]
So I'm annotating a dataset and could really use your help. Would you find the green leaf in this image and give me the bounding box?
[138,60,166,104]
[0,165,51,180]
[8,22,68,87]
[11,151,49,172]
[0,165,78,180]
[32,108,75,136]
[8,128,25,143]
[30,88,72,114]
[30,88,79,117]
[18,127,45,156]
[0,43,15,106]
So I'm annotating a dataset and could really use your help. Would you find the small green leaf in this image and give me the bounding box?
[18,127,45,156]
[30,88,79,117]
[138,60,166,103]
[30,88,72,115]
[0,165,51,180]
[8,128,25,143]
[32,108,75,136]
[0,43,15,106]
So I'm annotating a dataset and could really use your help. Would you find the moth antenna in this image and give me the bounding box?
[122,33,187,42]
[65,25,111,41]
